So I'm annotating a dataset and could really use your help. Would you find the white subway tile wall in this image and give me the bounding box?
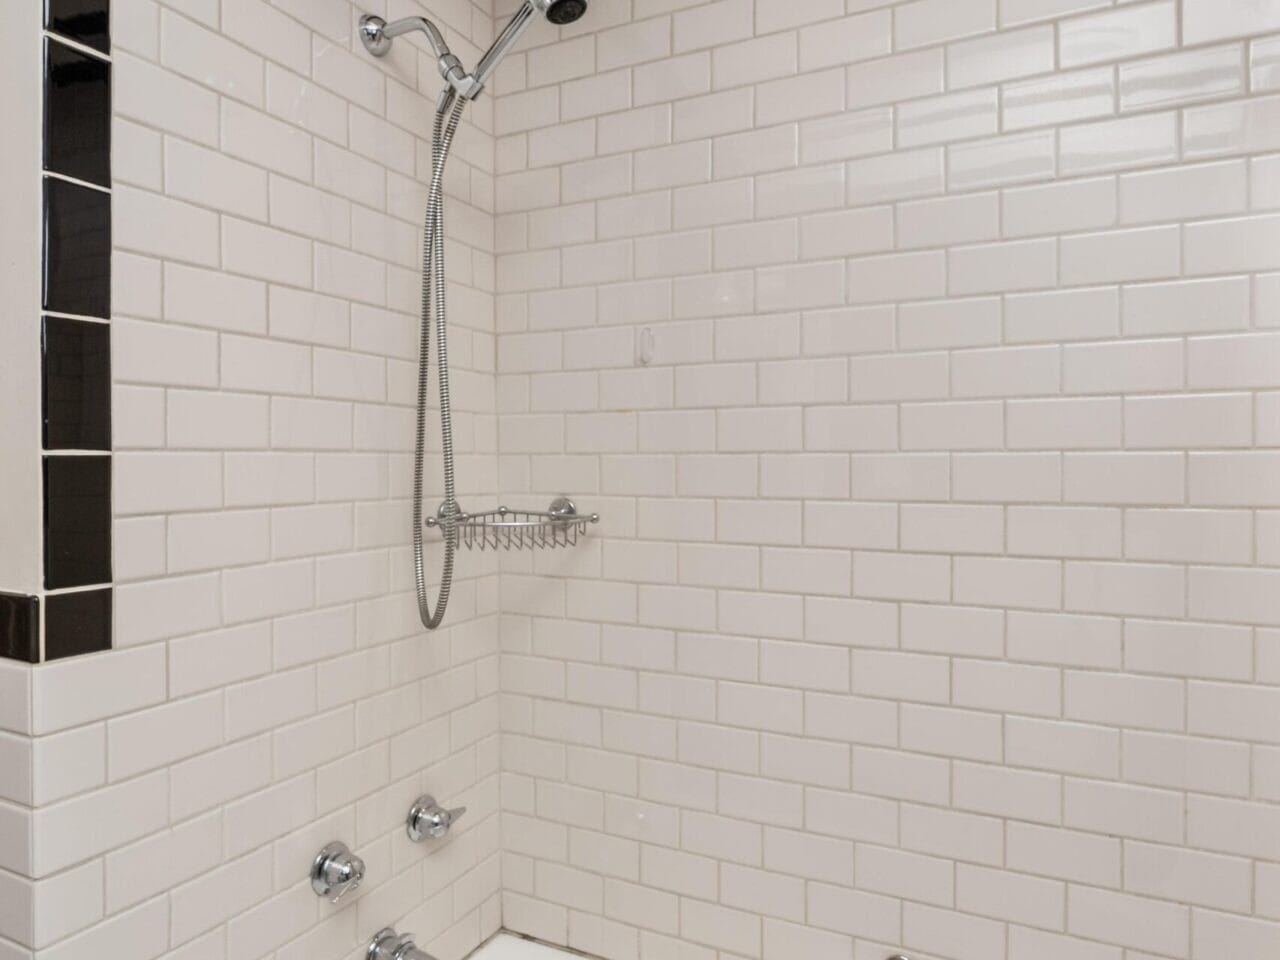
[3,1,1280,958]
[491,1,1280,958]
[1,0,503,957]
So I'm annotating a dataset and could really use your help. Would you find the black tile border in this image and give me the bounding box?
[44,36,111,188]
[45,0,109,55]
[43,454,112,590]
[42,315,111,451]
[0,594,41,664]
[45,587,111,660]
[42,175,111,318]
[3,2,114,663]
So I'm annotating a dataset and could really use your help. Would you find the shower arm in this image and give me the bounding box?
[358,14,481,99]
[358,1,540,101]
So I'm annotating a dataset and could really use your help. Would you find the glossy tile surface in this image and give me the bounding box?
[43,176,110,318]
[44,588,111,660]
[486,1,1280,956]
[1119,45,1245,112]
[43,455,111,589]
[43,317,110,451]
[14,0,1280,956]
[0,594,40,664]
[45,38,110,187]
[44,0,109,54]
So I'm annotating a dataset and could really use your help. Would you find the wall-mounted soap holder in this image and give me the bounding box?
[424,498,598,552]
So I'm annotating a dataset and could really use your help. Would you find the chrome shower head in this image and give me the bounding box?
[542,0,589,24]
[471,0,591,91]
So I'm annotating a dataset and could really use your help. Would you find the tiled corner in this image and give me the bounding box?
[43,589,110,661]
[0,595,40,665]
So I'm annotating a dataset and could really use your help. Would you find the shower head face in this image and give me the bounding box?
[465,0,593,97]
[544,0,588,24]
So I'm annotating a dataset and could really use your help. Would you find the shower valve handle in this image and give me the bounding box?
[310,841,365,902]
[406,795,466,842]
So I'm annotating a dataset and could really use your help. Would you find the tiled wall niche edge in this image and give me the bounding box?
[0,0,114,663]
[0,0,45,617]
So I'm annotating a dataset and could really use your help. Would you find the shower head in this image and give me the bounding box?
[359,0,589,100]
[542,0,589,24]
[471,0,590,91]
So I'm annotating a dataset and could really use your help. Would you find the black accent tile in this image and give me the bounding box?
[0,594,40,664]
[43,317,111,451]
[45,588,111,660]
[45,38,110,187]
[44,455,112,590]
[43,176,111,318]
[45,0,110,55]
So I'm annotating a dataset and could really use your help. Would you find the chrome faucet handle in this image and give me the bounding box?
[368,927,437,960]
[406,794,467,842]
[310,841,365,902]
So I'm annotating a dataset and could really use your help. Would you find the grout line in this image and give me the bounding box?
[42,30,111,63]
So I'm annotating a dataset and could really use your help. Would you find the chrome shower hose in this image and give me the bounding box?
[412,91,468,629]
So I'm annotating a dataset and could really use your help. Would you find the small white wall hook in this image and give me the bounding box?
[637,327,655,365]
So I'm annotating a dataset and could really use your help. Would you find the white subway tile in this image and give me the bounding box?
[896,0,996,50]
[1059,2,1177,68]
[1060,112,1179,176]
[950,25,1054,89]
[848,48,944,109]
[898,89,999,148]
[952,130,1057,193]
[1184,0,1280,43]
[800,11,891,71]
[1060,226,1180,286]
[712,33,796,90]
[1067,885,1188,957]
[115,52,218,146]
[1003,66,1115,131]
[1184,95,1280,159]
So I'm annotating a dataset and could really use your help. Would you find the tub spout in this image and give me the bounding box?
[367,928,437,960]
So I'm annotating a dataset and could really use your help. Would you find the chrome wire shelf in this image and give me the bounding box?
[425,497,599,551]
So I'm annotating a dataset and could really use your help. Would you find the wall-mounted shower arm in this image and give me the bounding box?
[360,15,449,59]
[358,14,482,99]
[359,0,587,101]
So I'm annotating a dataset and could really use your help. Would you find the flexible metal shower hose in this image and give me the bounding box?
[412,91,469,629]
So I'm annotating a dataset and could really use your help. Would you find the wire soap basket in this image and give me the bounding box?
[425,497,599,551]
